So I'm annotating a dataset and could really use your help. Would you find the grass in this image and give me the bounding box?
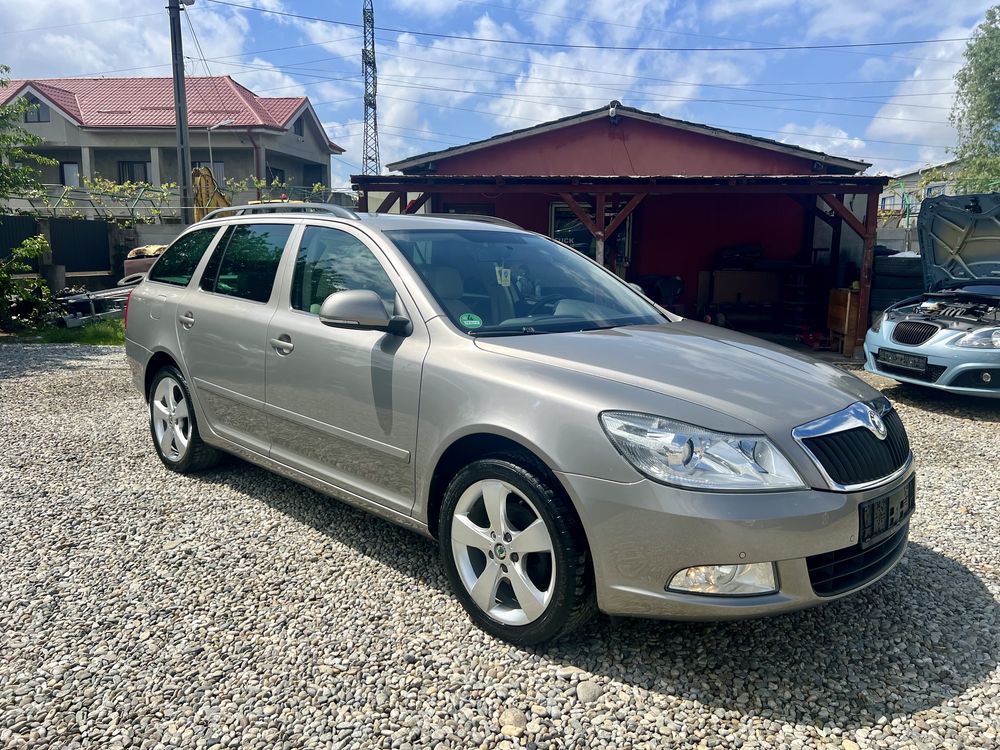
[34,319,126,345]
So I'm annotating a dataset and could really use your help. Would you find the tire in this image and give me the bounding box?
[874,256,923,277]
[872,274,924,291]
[148,365,222,473]
[439,456,595,645]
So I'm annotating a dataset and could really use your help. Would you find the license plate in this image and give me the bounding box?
[859,476,915,548]
[877,348,927,373]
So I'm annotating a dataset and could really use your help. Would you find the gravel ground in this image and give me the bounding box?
[1,343,999,750]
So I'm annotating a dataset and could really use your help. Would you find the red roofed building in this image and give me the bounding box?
[1,76,344,188]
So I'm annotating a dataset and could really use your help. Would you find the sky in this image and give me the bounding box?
[1,0,995,189]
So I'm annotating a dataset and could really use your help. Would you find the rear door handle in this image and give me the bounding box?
[270,336,294,355]
[179,312,195,329]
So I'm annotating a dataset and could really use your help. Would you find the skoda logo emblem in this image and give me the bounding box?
[867,408,888,440]
[494,543,507,560]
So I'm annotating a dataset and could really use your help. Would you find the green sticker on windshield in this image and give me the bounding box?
[459,312,483,329]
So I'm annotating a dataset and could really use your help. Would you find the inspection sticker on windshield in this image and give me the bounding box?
[459,312,483,329]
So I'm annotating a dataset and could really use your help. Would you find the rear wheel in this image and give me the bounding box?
[439,457,595,645]
[148,366,221,473]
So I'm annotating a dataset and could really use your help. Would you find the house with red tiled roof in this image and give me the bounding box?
[1,76,344,189]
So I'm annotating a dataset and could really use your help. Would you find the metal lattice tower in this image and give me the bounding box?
[362,0,380,175]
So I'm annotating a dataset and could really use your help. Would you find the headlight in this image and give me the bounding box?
[956,328,1000,349]
[870,312,887,333]
[599,411,806,491]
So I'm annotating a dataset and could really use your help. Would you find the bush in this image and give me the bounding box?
[0,234,53,332]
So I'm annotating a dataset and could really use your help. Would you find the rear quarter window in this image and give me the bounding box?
[147,228,220,286]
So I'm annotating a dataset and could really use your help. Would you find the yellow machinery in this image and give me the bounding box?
[192,166,231,221]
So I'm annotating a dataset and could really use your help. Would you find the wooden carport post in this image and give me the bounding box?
[820,192,880,345]
[558,192,646,270]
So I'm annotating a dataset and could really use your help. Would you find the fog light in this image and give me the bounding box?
[668,562,777,596]
[983,372,993,384]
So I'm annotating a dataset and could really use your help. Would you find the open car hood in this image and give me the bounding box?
[918,193,1000,290]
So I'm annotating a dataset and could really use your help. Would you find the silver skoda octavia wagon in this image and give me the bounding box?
[125,208,915,645]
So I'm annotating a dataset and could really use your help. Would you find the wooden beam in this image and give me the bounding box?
[559,193,600,236]
[595,193,606,238]
[820,193,868,239]
[377,191,402,213]
[857,191,880,345]
[356,182,884,197]
[357,191,369,212]
[605,193,646,238]
[403,192,432,214]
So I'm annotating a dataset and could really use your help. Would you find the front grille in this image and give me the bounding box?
[877,362,947,383]
[892,321,938,346]
[807,523,909,597]
[801,409,910,487]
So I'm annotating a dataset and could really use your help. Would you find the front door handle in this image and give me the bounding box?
[179,312,195,329]
[270,336,294,355]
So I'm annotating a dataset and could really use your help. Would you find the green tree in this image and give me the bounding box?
[951,6,1000,192]
[0,64,55,207]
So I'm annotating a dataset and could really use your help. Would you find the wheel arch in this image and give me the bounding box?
[424,431,591,555]
[144,349,183,400]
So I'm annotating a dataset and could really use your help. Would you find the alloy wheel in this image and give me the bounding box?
[151,376,191,463]
[450,478,556,626]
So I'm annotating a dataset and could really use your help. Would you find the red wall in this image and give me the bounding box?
[432,191,807,310]
[429,116,819,177]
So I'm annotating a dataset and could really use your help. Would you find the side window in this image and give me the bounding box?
[147,228,220,287]
[200,223,293,303]
[291,226,397,314]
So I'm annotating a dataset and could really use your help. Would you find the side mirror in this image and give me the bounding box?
[319,290,412,336]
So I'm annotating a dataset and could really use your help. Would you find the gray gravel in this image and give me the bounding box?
[1,343,999,749]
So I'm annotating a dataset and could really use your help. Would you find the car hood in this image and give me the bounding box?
[918,193,1000,289]
[474,320,879,437]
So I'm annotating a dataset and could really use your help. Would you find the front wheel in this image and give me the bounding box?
[148,365,221,473]
[439,457,595,645]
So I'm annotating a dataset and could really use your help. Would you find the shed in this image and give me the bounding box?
[353,103,889,341]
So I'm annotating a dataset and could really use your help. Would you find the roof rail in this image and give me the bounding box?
[421,213,522,229]
[200,202,359,222]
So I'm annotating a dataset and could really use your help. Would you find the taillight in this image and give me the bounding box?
[124,289,134,330]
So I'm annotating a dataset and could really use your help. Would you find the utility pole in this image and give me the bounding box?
[168,0,194,224]
[362,0,380,175]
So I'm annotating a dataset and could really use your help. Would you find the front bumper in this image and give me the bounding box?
[863,327,1000,398]
[556,464,915,620]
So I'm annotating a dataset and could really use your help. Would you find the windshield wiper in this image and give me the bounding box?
[468,326,552,337]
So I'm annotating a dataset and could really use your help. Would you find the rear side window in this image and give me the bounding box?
[147,228,219,286]
[290,226,396,313]
[200,223,293,303]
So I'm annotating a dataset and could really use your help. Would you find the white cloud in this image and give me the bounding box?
[778,120,866,155]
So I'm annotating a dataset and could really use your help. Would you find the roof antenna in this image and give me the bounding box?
[609,100,621,126]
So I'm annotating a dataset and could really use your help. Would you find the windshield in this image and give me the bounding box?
[383,228,665,335]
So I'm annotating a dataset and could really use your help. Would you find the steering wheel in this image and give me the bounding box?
[527,294,563,316]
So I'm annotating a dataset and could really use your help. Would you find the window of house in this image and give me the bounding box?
[193,161,225,182]
[118,161,152,183]
[266,166,286,184]
[925,184,945,197]
[291,226,396,314]
[293,117,304,137]
[200,223,293,303]
[549,202,632,264]
[148,228,221,287]
[60,163,80,188]
[24,96,50,123]
[880,195,899,210]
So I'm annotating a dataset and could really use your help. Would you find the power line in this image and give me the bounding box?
[0,12,160,35]
[202,0,970,55]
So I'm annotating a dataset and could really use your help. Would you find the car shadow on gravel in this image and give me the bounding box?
[204,460,998,732]
[877,382,1000,421]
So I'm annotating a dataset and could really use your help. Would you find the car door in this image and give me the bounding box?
[264,222,429,515]
[177,220,296,455]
